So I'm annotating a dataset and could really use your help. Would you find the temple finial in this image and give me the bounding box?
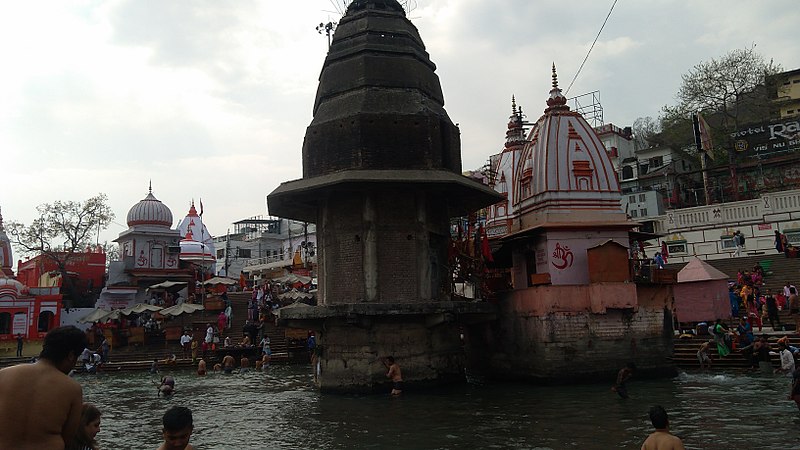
[149,180,152,194]
[511,95,517,115]
[552,63,558,90]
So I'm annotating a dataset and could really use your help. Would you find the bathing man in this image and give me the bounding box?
[0,326,87,450]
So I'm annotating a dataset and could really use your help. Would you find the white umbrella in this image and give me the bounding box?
[278,289,314,300]
[147,281,188,291]
[78,308,113,323]
[121,303,163,315]
[160,303,205,317]
[202,276,237,286]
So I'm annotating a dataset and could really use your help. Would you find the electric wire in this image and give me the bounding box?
[565,0,619,95]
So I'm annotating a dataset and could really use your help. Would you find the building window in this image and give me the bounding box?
[630,210,638,218]
[649,156,663,167]
[639,194,646,202]
[785,230,800,246]
[37,311,55,333]
[238,248,252,258]
[640,208,648,216]
[629,195,636,203]
[788,110,795,115]
[216,249,225,259]
[622,166,634,180]
[667,242,687,254]
[721,236,736,250]
[0,312,10,334]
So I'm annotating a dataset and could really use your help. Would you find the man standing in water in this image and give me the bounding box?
[384,356,403,396]
[222,354,236,374]
[641,405,685,450]
[612,363,636,399]
[0,325,87,449]
[157,406,195,450]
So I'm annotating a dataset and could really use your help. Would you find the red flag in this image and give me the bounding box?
[199,198,204,217]
[697,113,714,160]
[481,226,494,263]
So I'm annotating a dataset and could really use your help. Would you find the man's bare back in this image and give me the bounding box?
[641,430,685,450]
[0,361,82,450]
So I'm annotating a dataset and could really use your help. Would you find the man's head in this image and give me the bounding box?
[162,406,193,450]
[648,405,669,430]
[626,362,637,371]
[40,326,88,372]
[386,356,395,364]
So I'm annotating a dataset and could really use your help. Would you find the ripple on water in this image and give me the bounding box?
[78,367,800,449]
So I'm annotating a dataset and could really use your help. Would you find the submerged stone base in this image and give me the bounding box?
[485,284,676,382]
[279,301,496,393]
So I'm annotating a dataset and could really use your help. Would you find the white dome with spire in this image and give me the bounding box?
[514,64,625,225]
[176,201,215,256]
[179,228,215,265]
[126,184,174,228]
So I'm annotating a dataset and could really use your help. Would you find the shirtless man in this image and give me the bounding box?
[0,326,86,450]
[157,406,195,450]
[384,356,403,395]
[612,363,636,399]
[196,358,207,376]
[641,405,685,450]
[222,354,236,374]
[158,376,176,397]
[697,340,713,369]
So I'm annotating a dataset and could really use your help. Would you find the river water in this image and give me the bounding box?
[80,366,799,450]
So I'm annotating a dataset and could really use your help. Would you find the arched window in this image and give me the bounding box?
[622,166,634,180]
[38,311,55,333]
[0,312,10,334]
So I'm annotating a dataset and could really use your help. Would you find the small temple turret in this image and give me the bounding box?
[0,207,13,277]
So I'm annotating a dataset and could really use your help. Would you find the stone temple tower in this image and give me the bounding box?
[268,0,501,392]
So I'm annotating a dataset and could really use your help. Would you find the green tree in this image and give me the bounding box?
[8,194,114,307]
[657,46,782,199]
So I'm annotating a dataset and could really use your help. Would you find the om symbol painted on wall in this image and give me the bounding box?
[551,243,574,270]
[166,257,176,268]
[136,251,148,267]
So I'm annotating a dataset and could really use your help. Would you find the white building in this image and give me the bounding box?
[213,217,316,280]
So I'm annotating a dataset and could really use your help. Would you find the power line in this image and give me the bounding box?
[565,0,619,95]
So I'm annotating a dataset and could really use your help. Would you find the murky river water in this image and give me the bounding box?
[80,366,799,449]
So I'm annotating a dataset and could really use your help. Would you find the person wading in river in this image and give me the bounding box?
[612,363,636,399]
[641,405,685,450]
[0,326,86,450]
[384,356,403,396]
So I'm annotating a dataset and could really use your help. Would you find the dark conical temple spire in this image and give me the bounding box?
[346,0,405,15]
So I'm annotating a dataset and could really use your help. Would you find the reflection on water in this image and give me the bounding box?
[80,367,800,450]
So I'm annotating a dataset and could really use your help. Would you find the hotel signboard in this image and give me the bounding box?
[731,118,800,158]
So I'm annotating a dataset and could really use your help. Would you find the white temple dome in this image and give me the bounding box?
[126,186,173,228]
[0,276,26,299]
[176,201,215,256]
[514,64,624,225]
[179,229,215,263]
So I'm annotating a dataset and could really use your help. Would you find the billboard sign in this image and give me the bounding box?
[731,118,800,158]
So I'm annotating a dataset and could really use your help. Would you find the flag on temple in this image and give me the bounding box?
[480,225,494,263]
[199,198,204,217]
[697,113,714,160]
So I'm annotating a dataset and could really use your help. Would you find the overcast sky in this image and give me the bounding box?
[3,0,799,260]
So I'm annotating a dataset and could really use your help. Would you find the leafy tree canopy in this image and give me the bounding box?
[8,193,114,306]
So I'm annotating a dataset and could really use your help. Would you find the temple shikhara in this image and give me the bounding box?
[481,66,674,380]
